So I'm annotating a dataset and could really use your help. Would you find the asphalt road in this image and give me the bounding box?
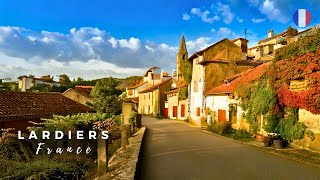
[137,116,320,180]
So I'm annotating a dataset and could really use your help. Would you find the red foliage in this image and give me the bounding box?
[271,50,320,114]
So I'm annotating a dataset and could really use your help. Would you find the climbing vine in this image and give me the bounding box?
[178,86,188,100]
[236,79,277,126]
[180,59,193,84]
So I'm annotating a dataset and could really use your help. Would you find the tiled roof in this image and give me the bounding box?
[143,66,159,77]
[0,91,92,119]
[166,88,178,94]
[124,97,139,104]
[139,78,172,93]
[75,86,93,97]
[207,62,271,95]
[127,82,147,89]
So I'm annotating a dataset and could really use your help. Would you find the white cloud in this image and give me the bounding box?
[190,8,220,23]
[118,37,140,50]
[0,26,182,79]
[218,27,232,35]
[186,37,212,52]
[259,0,290,23]
[182,13,191,21]
[217,3,235,24]
[251,18,266,23]
[210,28,216,33]
[237,17,244,23]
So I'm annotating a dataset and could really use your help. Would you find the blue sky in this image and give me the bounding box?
[0,0,319,80]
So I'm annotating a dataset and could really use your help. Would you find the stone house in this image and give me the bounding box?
[188,38,256,126]
[126,66,171,108]
[247,29,288,61]
[138,78,172,116]
[63,85,93,105]
[0,91,92,133]
[206,62,271,132]
[18,75,61,92]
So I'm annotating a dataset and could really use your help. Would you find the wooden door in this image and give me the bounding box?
[164,108,168,118]
[218,109,226,123]
[173,106,178,118]
[181,104,185,117]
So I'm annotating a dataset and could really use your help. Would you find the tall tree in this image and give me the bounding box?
[91,78,122,115]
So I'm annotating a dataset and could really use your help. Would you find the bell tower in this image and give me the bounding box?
[177,34,188,82]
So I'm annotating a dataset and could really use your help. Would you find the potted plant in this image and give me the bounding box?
[263,136,273,147]
[273,135,287,149]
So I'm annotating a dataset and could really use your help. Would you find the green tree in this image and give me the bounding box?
[91,78,122,115]
[59,74,71,86]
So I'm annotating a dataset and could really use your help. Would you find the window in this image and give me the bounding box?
[128,89,133,96]
[149,93,151,99]
[182,54,185,60]
[144,94,146,100]
[196,107,201,116]
[194,80,198,92]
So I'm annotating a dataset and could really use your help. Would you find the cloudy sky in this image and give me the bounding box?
[0,0,319,80]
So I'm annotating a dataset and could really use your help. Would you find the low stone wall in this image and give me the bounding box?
[100,127,146,180]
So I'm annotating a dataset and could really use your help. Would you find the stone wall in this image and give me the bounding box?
[291,109,320,152]
[99,127,146,180]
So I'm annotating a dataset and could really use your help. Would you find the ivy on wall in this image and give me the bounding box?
[178,86,188,100]
[180,59,193,84]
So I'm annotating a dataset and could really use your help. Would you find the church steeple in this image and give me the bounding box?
[178,34,187,54]
[177,34,188,82]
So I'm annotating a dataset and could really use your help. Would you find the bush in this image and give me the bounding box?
[0,158,91,179]
[208,121,232,135]
[277,108,306,142]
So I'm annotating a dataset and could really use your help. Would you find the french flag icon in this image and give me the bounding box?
[293,9,311,28]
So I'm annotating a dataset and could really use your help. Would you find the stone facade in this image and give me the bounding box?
[189,38,253,126]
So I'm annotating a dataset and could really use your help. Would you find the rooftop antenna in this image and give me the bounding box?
[244,28,251,40]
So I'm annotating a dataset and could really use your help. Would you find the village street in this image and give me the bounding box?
[137,116,320,180]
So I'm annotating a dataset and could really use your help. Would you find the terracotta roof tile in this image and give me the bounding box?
[207,62,271,95]
[0,91,92,119]
[139,79,172,93]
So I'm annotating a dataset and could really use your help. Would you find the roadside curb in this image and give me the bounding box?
[201,129,320,168]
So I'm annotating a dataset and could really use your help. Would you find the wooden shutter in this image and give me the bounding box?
[173,106,178,117]
[181,104,185,117]
[218,109,226,122]
[196,107,201,116]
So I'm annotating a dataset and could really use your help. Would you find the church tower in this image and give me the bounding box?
[177,34,188,83]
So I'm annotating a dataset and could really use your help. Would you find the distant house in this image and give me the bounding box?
[18,75,61,92]
[126,66,171,106]
[138,78,172,116]
[206,62,271,132]
[63,86,94,105]
[188,38,258,126]
[247,26,319,61]
[0,91,92,133]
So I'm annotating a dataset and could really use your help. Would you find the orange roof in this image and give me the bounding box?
[75,85,94,89]
[139,79,172,93]
[0,91,92,119]
[207,62,271,95]
[127,82,147,89]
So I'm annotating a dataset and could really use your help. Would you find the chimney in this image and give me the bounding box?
[268,30,274,38]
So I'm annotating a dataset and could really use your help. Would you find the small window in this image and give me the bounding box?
[182,54,185,60]
[149,94,151,99]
